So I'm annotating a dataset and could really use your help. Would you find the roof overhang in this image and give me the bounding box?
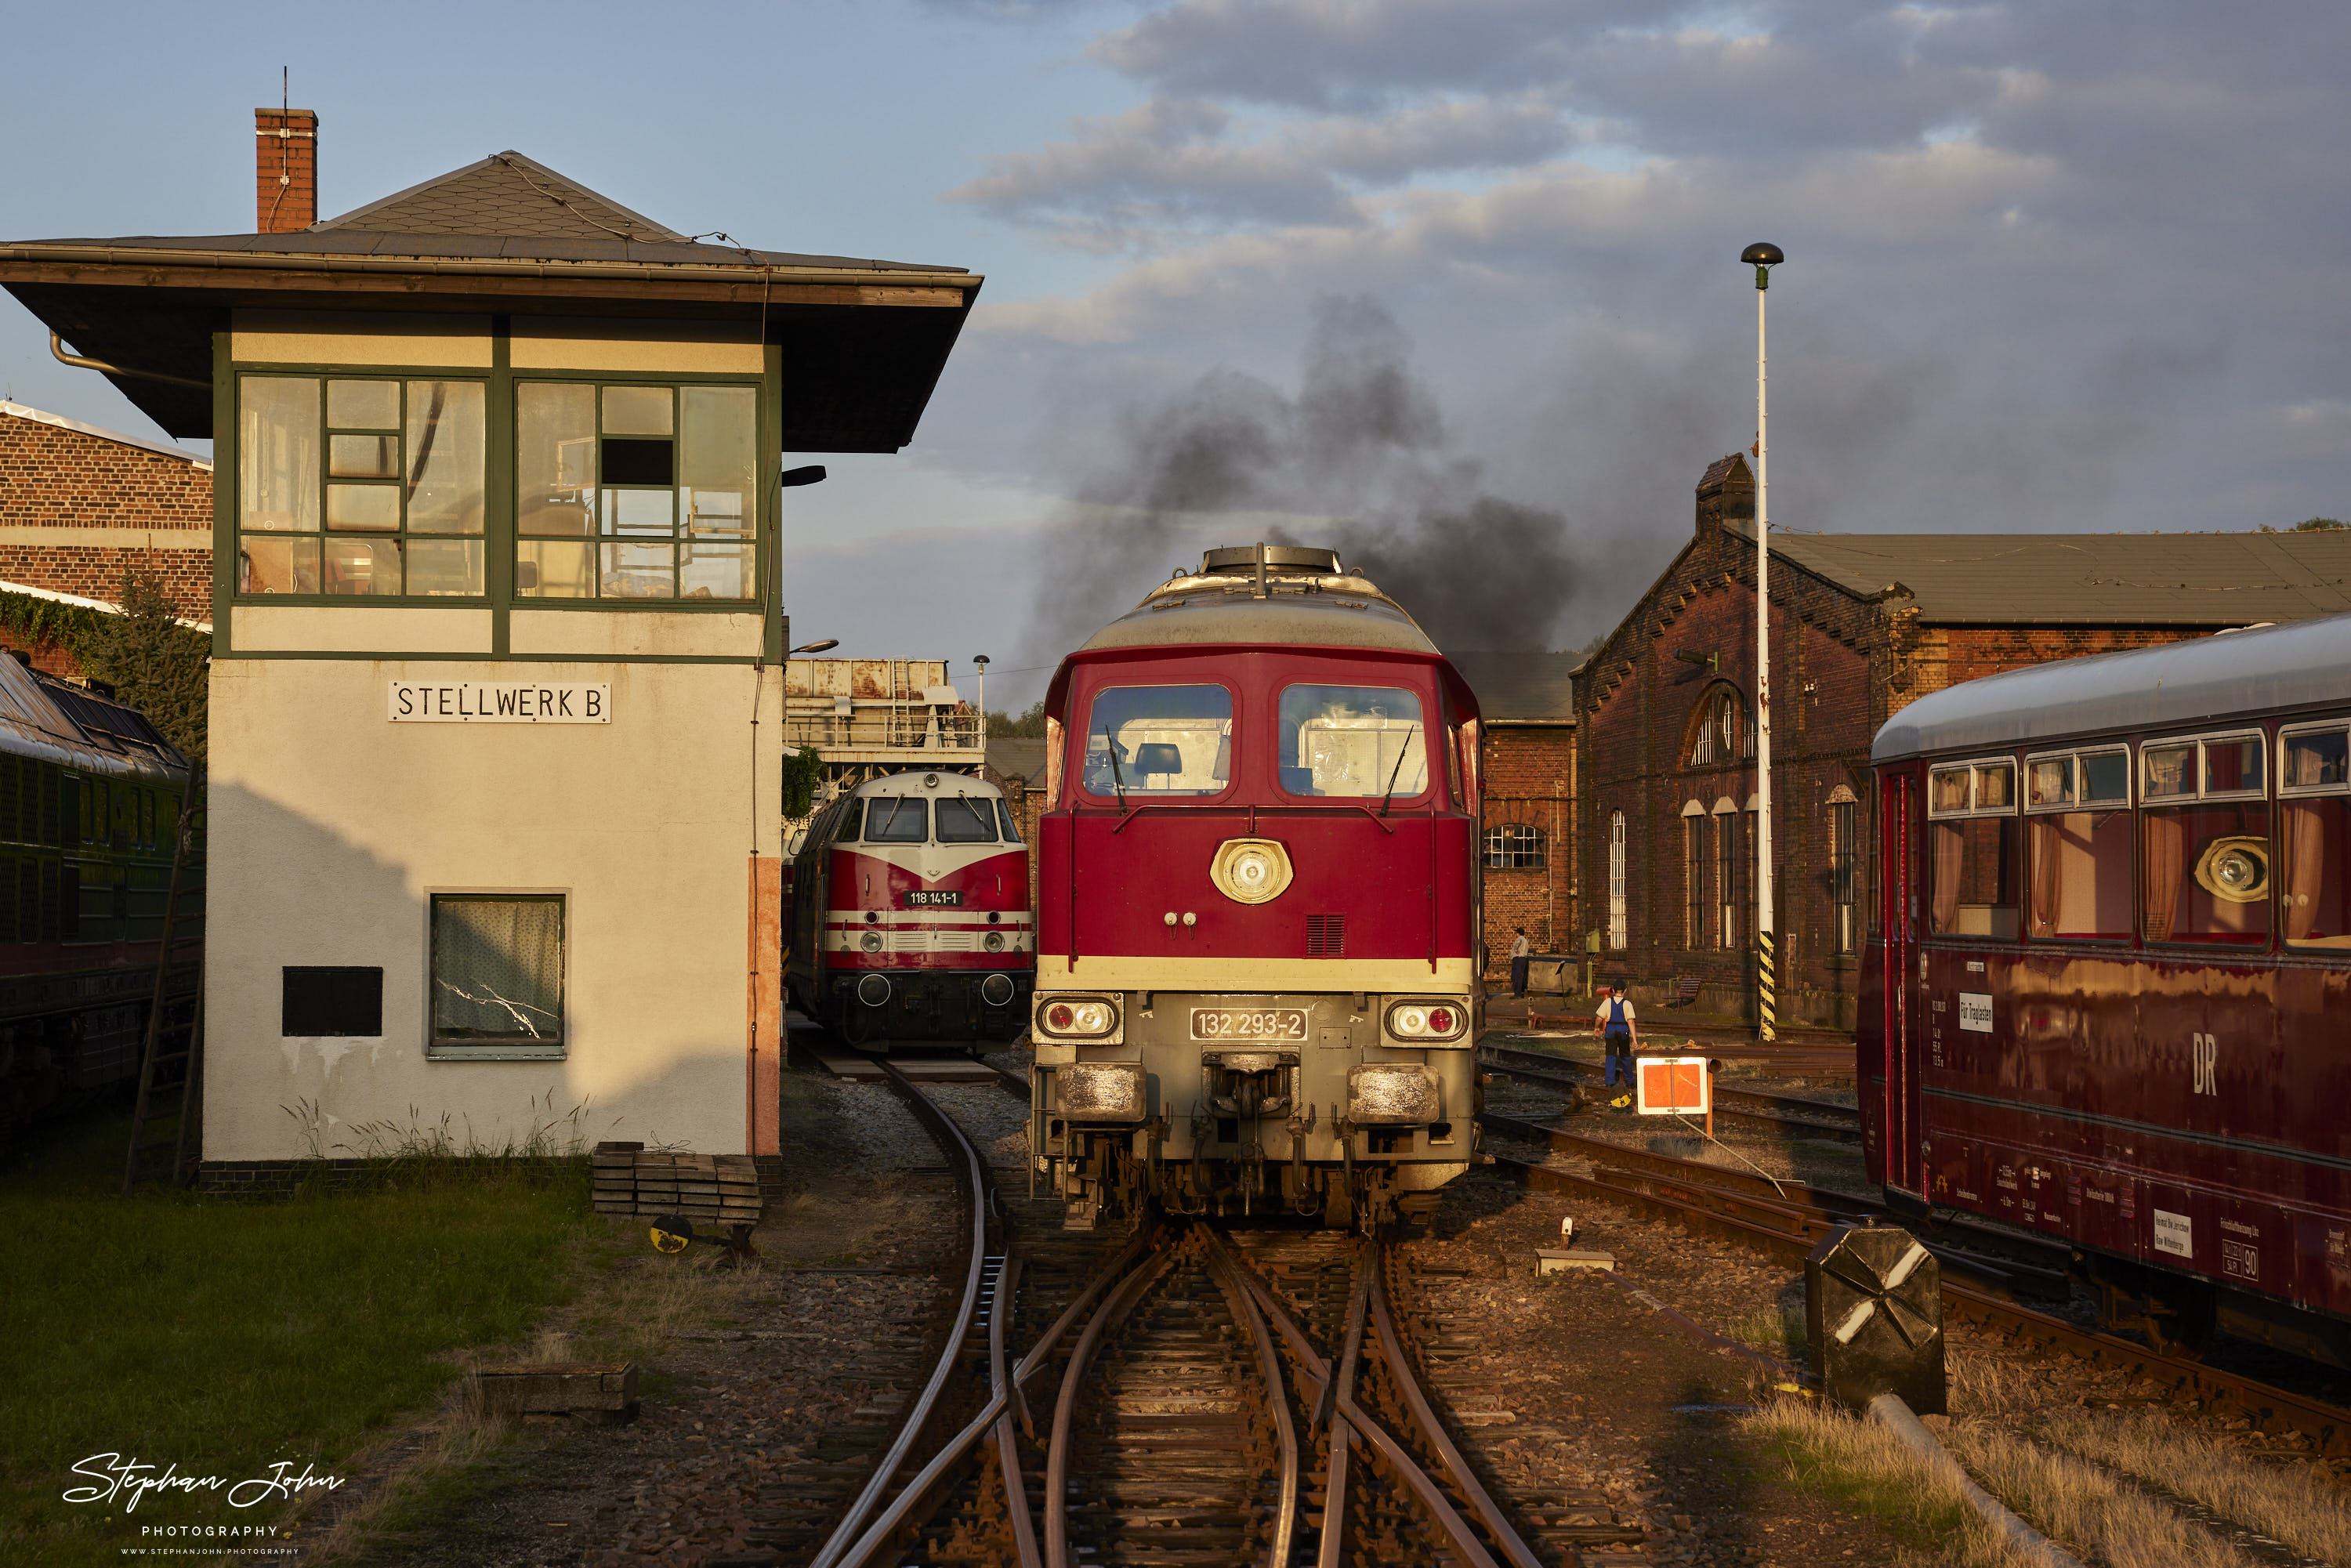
[0,240,981,450]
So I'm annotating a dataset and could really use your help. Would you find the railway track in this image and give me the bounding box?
[743,1054,1657,1566]
[1476,1128,2351,1461]
[1478,1041,1863,1143]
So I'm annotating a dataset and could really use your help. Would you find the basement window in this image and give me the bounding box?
[429,894,565,1057]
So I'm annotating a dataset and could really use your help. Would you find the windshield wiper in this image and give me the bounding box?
[1377,726,1419,817]
[1103,728,1128,808]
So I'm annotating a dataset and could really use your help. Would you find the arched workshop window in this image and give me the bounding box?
[1684,683,1755,769]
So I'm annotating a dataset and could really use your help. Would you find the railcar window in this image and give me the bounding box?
[995,798,1024,844]
[2026,747,2133,940]
[2280,722,2350,949]
[2283,727,2349,791]
[1081,685,1233,798]
[864,797,929,843]
[1277,685,1427,799]
[2143,743,2197,799]
[936,797,997,843]
[1928,759,2020,940]
[2145,805,2271,944]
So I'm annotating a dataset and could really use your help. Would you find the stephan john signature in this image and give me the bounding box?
[63,1453,345,1512]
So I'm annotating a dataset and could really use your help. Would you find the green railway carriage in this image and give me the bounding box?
[0,656,197,1146]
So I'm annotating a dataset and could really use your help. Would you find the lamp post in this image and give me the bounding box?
[1741,241,1783,1043]
[973,654,991,750]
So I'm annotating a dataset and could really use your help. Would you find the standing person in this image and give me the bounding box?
[1509,928,1532,999]
[1592,983,1639,1106]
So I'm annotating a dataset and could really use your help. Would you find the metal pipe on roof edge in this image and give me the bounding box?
[50,333,210,391]
[1866,1393,2086,1568]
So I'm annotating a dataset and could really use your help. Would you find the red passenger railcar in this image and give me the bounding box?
[1861,614,2351,1364]
[784,770,1033,1050]
[1027,545,1485,1229]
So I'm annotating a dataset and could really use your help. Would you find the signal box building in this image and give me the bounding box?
[0,117,979,1172]
[1579,454,2351,1028]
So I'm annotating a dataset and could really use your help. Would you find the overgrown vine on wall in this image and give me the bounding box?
[780,744,825,820]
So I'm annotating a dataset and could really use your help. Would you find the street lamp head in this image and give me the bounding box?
[1741,241,1784,290]
[791,639,839,654]
[973,654,991,667]
[780,465,828,488]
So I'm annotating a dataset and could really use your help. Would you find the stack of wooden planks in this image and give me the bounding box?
[591,1142,762,1226]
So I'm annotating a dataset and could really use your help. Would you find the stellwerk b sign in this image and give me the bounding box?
[387,682,611,724]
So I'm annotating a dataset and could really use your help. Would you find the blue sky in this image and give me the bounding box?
[5,1,2346,708]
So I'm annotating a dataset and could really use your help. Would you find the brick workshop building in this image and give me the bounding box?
[983,735,1047,907]
[1578,453,2351,1027]
[1448,653,1580,985]
[0,401,216,672]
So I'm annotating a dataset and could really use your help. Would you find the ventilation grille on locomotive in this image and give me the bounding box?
[1306,914,1346,957]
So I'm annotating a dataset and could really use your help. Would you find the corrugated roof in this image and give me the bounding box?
[1728,518,2351,625]
[1446,652,1579,723]
[1874,610,2351,759]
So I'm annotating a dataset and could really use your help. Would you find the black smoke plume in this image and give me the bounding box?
[1028,295,1585,660]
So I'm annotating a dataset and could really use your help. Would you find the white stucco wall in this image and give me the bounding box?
[204,657,784,1162]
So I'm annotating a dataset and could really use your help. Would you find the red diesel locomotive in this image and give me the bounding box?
[1027,545,1484,1229]
[1862,613,2351,1365]
[784,770,1033,1051]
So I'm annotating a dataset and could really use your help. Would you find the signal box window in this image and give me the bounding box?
[936,797,998,843]
[237,375,487,596]
[1278,685,1426,800]
[1483,824,1544,869]
[2025,748,2133,940]
[515,382,757,601]
[1081,685,1233,798]
[430,894,563,1056]
[862,797,929,843]
[2280,721,2350,950]
[2141,732,2269,945]
[1928,760,2019,939]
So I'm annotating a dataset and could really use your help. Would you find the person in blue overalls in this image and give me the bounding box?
[1591,983,1639,1108]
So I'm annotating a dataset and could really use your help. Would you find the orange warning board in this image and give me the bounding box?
[1635,1056,1711,1116]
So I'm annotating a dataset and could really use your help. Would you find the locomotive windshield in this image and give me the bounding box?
[1081,685,1233,797]
[1277,685,1427,799]
[997,798,1023,843]
[862,796,928,842]
[936,796,998,842]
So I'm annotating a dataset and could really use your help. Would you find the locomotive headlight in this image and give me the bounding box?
[984,931,1007,952]
[1037,995,1119,1038]
[860,931,885,953]
[1386,998,1469,1041]
[1211,838,1294,905]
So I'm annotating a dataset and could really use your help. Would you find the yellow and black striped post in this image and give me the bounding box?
[1757,928,1777,1041]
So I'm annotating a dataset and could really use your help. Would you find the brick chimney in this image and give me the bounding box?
[255,108,318,233]
[1694,451,1755,540]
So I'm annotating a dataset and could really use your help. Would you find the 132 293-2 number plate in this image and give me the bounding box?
[903,890,963,907]
[1190,1008,1308,1043]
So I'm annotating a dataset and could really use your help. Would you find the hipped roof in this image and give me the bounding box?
[0,152,979,450]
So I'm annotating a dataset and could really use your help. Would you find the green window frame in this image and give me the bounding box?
[428,893,567,1059]
[514,380,760,603]
[235,373,489,599]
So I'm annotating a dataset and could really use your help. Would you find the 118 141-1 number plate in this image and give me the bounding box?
[903,890,963,907]
[1190,1008,1308,1043]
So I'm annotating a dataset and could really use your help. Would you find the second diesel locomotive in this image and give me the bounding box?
[1027,545,1484,1229]
[785,770,1034,1051]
